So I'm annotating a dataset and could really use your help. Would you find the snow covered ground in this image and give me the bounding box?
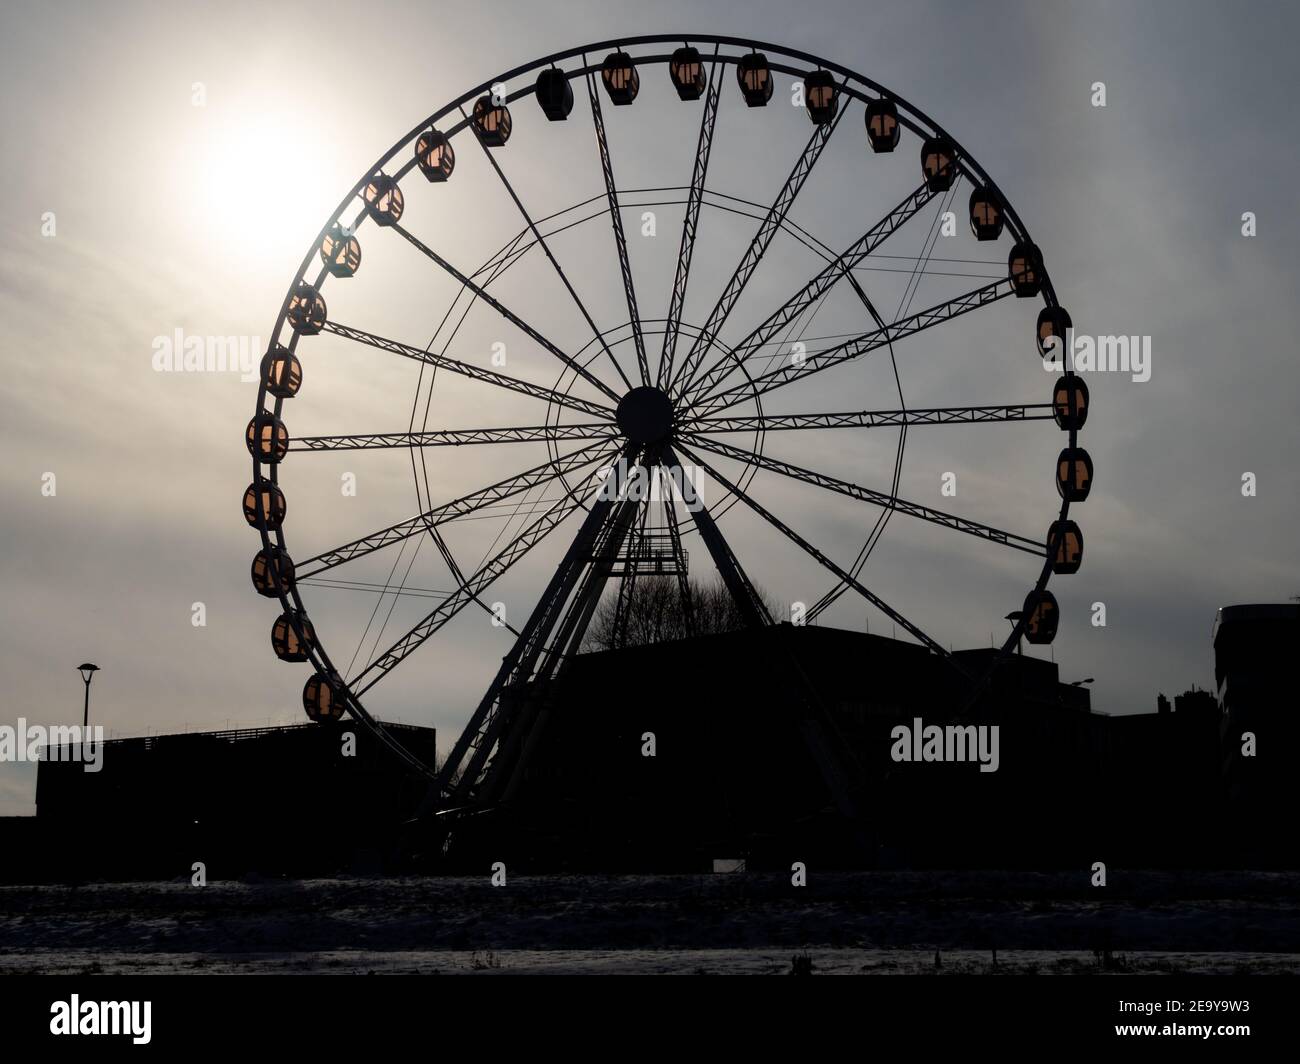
[3,871,1298,974]
[5,948,1300,975]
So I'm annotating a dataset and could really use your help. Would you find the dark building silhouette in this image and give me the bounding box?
[446,604,1299,872]
[451,624,1100,871]
[1098,685,1224,866]
[1216,604,1300,866]
[26,721,434,881]
[19,603,1298,878]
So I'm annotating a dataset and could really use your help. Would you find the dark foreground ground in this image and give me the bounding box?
[2,871,1299,974]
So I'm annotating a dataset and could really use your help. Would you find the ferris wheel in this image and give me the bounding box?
[243,34,1091,813]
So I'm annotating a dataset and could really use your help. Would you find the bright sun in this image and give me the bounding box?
[186,95,348,264]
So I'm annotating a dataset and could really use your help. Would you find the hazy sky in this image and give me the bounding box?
[2,0,1298,814]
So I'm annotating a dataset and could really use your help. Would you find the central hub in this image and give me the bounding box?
[615,386,674,444]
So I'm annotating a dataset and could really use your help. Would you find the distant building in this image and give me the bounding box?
[1215,604,1300,866]
[1215,604,1299,716]
[1101,684,1223,867]
[27,721,435,881]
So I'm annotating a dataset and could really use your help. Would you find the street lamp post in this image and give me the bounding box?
[1003,611,1024,656]
[77,663,100,729]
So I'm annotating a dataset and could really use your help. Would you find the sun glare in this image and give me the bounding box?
[186,96,345,266]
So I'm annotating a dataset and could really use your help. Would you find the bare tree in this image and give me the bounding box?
[582,576,777,652]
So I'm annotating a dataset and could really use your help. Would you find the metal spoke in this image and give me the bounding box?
[675,441,959,662]
[348,454,620,697]
[685,403,1055,435]
[683,182,935,406]
[692,277,1014,417]
[586,71,649,385]
[658,49,721,389]
[391,222,620,403]
[291,423,620,452]
[296,443,616,578]
[423,521,522,637]
[669,91,847,399]
[469,108,635,392]
[681,433,1046,557]
[322,320,614,420]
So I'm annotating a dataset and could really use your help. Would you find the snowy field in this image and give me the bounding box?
[3,871,1299,975]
